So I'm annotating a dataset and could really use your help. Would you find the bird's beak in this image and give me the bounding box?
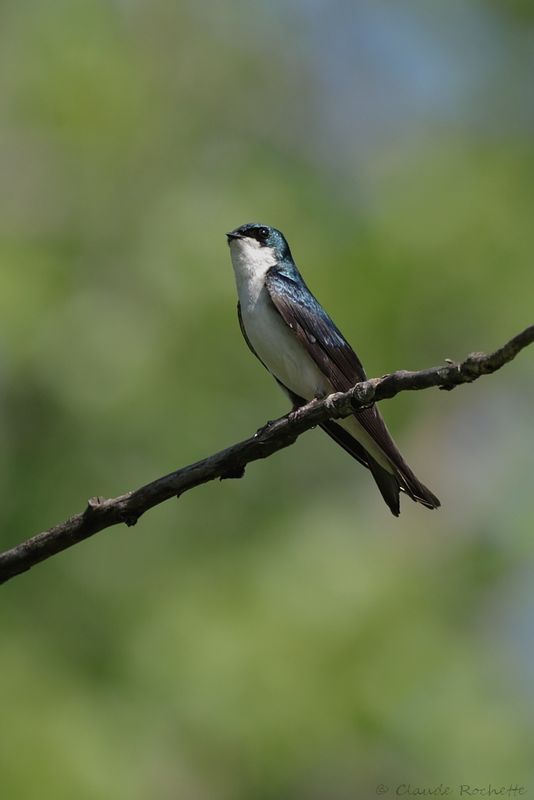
[226,231,243,243]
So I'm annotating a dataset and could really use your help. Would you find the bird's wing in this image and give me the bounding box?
[263,267,413,474]
[265,269,367,388]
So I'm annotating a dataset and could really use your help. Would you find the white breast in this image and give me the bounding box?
[229,238,330,400]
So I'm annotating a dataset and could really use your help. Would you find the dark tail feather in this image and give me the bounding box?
[320,420,372,470]
[395,463,441,510]
[368,460,401,517]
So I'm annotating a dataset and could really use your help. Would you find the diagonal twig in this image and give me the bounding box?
[1,324,532,586]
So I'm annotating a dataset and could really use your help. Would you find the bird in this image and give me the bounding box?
[226,222,440,516]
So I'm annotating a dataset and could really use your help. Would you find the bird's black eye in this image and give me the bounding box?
[243,224,271,244]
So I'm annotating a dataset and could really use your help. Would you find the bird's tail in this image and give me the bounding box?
[394,461,441,510]
[367,460,402,516]
[319,418,440,516]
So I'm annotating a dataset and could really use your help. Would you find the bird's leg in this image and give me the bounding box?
[287,405,304,425]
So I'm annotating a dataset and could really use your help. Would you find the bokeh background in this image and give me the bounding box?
[1,1,533,798]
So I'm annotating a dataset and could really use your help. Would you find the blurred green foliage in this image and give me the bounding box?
[1,1,533,798]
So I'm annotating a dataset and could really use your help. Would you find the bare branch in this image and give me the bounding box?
[1,324,532,586]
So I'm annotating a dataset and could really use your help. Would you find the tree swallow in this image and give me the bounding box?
[227,222,440,516]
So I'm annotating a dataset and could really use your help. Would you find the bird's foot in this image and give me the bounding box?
[288,407,304,425]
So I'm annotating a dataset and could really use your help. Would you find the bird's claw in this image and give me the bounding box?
[288,407,303,425]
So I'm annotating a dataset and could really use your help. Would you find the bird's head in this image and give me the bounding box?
[226,223,293,272]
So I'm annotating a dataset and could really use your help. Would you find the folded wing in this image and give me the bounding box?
[264,267,440,512]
